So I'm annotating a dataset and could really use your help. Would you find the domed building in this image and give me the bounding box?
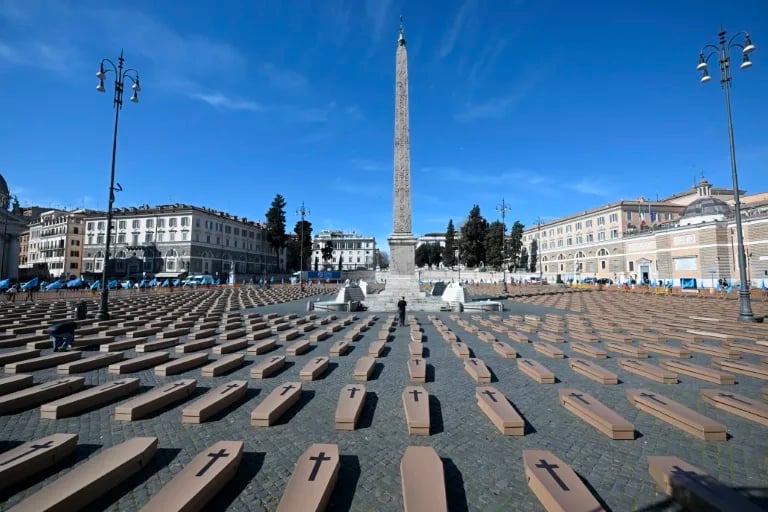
[678,179,732,226]
[1,172,27,280]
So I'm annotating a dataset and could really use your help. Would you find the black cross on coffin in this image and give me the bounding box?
[481,389,498,403]
[568,393,590,405]
[221,383,240,394]
[639,392,666,405]
[308,452,332,481]
[347,387,360,398]
[535,459,570,491]
[280,384,296,396]
[163,382,188,393]
[409,389,422,402]
[196,449,229,477]
[39,380,72,390]
[0,441,54,466]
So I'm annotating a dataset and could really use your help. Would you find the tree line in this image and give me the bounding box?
[416,204,539,273]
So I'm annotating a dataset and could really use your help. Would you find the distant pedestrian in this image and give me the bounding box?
[7,285,17,302]
[397,296,407,327]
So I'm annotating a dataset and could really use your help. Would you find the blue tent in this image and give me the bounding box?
[214,279,221,285]
[108,280,119,290]
[91,280,101,290]
[160,279,170,287]
[21,277,39,290]
[67,278,84,288]
[172,279,181,286]
[0,278,10,290]
[45,280,64,291]
[149,278,157,287]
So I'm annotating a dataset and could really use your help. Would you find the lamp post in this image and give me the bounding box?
[95,50,141,320]
[697,28,757,322]
[0,192,9,279]
[296,201,310,291]
[496,198,510,293]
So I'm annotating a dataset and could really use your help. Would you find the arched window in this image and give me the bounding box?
[165,249,178,271]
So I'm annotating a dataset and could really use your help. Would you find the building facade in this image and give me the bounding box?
[81,204,284,281]
[21,209,88,280]
[522,179,768,287]
[311,230,376,271]
[0,175,27,281]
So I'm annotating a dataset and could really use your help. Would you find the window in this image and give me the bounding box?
[587,233,594,242]
[565,225,572,233]
[597,217,605,226]
[609,213,618,223]
[73,227,79,234]
[169,218,177,227]
[585,219,593,228]
[146,219,154,228]
[157,232,164,242]
[575,235,583,244]
[610,229,618,239]
[117,233,126,243]
[97,234,105,244]
[601,260,606,269]
[157,218,165,228]
[566,238,572,246]
[87,222,95,231]
[182,217,190,227]
[557,239,563,248]
[627,211,633,220]
[170,232,176,241]
[182,232,188,241]
[132,220,140,229]
[118,220,127,229]
[598,232,605,241]
[145,233,153,242]
[97,221,105,230]
[132,234,139,245]
[629,261,634,271]
[575,222,582,230]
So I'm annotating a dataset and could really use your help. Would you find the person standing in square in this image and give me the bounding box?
[397,296,407,327]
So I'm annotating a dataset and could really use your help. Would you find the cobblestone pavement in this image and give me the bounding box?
[1,297,767,511]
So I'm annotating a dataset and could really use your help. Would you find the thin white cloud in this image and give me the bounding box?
[456,67,544,121]
[260,62,307,90]
[439,0,476,59]
[567,179,614,197]
[364,0,395,43]
[351,158,388,172]
[189,92,264,112]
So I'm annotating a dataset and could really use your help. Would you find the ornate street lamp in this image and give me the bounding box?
[95,50,141,320]
[697,29,757,322]
[496,198,510,293]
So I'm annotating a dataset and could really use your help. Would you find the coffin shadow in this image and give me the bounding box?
[275,389,316,425]
[327,454,361,512]
[206,388,261,422]
[442,457,470,512]
[429,395,444,435]
[207,451,266,511]
[370,362,384,380]
[356,392,378,429]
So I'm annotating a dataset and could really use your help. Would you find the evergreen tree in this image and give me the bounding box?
[460,205,488,268]
[484,221,505,269]
[530,239,538,273]
[509,220,525,271]
[314,256,319,272]
[321,241,334,267]
[427,244,442,268]
[442,219,457,266]
[415,244,429,268]
[293,220,313,271]
[265,194,288,271]
[519,247,529,271]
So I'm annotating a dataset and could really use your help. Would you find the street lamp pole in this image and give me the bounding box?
[496,198,510,293]
[296,201,310,290]
[697,28,757,322]
[95,50,141,320]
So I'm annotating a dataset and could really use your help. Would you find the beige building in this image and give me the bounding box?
[82,204,283,281]
[523,179,768,288]
[22,209,88,280]
[312,230,376,271]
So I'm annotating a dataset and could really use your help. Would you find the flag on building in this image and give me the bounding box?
[648,203,654,223]
[638,203,646,226]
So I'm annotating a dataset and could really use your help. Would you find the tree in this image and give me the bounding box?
[460,205,488,268]
[509,220,525,271]
[415,244,429,268]
[375,250,389,269]
[286,237,300,272]
[519,246,529,271]
[321,241,333,267]
[530,239,538,273]
[265,194,288,271]
[293,220,313,272]
[484,221,505,269]
[314,256,319,272]
[337,255,343,271]
[427,244,442,268]
[442,219,457,267]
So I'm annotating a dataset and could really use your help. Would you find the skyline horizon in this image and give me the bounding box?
[2,0,767,254]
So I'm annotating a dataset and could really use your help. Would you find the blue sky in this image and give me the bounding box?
[1,0,767,253]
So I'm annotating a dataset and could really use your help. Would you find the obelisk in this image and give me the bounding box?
[385,16,422,298]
